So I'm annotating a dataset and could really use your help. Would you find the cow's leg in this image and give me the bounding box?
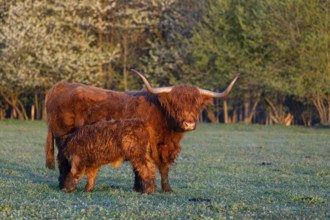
[158,140,181,193]
[133,168,144,193]
[57,151,71,189]
[84,167,100,192]
[45,129,55,170]
[130,157,156,194]
[157,144,174,193]
[158,163,172,192]
[63,172,73,192]
[123,140,156,194]
[55,137,71,189]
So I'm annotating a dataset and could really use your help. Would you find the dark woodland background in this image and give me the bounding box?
[0,0,329,126]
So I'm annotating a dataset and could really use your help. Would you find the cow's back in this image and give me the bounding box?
[46,82,111,137]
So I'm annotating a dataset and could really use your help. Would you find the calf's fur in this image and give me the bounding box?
[61,119,156,193]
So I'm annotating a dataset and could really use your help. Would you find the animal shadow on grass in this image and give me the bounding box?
[68,174,136,193]
[87,183,144,194]
[0,159,54,186]
[96,184,130,192]
[260,161,272,166]
[189,198,211,203]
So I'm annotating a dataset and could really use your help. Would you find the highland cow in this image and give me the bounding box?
[45,70,239,192]
[61,119,156,194]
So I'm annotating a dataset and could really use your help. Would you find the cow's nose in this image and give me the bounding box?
[183,121,196,131]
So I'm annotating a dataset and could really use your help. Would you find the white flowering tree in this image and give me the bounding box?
[0,0,120,119]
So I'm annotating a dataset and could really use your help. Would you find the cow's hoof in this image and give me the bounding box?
[58,184,65,190]
[84,187,94,192]
[134,177,144,193]
[161,183,173,193]
[163,189,173,193]
[58,178,67,190]
[134,185,143,193]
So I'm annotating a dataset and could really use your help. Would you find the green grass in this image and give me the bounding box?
[0,120,329,219]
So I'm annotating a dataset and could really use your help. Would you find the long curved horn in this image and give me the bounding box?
[131,69,173,94]
[199,74,240,98]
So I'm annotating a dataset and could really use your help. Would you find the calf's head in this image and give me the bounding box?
[132,69,239,131]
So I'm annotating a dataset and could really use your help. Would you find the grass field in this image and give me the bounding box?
[0,120,329,219]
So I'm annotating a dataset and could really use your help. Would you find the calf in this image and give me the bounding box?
[61,119,156,194]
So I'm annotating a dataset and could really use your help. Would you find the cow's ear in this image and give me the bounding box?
[202,96,213,106]
[158,94,170,107]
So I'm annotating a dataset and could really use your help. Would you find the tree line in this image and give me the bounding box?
[0,0,329,126]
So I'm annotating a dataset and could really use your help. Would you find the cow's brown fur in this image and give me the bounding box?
[62,119,156,194]
[45,73,238,192]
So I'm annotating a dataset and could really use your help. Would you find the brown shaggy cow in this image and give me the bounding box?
[45,70,239,192]
[61,119,156,194]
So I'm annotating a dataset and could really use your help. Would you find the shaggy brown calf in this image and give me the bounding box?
[61,119,156,194]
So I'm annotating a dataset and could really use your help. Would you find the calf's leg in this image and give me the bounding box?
[63,156,85,193]
[84,167,100,192]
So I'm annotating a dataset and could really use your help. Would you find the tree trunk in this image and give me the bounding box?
[123,33,128,91]
[244,97,249,122]
[313,95,330,124]
[31,105,35,121]
[34,94,39,120]
[42,89,48,120]
[265,97,293,126]
[17,99,28,120]
[122,3,129,91]
[106,34,113,89]
[1,94,26,120]
[206,108,218,123]
[244,99,259,124]
[98,5,104,85]
[239,106,243,122]
[223,100,229,124]
[42,103,47,121]
[11,108,17,119]
[0,109,5,120]
[232,108,237,123]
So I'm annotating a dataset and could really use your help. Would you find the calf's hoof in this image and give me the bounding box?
[62,187,75,193]
[46,161,55,170]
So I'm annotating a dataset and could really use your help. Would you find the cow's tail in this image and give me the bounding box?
[45,128,55,170]
[45,86,55,170]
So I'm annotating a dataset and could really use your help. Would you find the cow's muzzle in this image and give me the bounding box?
[182,121,196,131]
